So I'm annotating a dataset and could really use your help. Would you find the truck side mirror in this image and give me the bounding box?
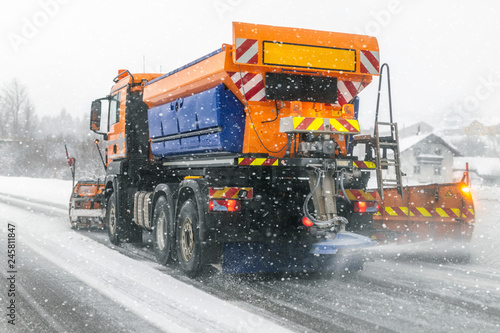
[90,98,108,140]
[90,100,102,132]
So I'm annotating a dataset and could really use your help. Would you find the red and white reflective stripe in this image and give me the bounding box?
[360,50,380,74]
[228,71,266,101]
[235,38,258,64]
[337,80,369,105]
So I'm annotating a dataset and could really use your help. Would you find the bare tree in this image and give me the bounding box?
[0,79,102,179]
[22,98,36,138]
[0,78,32,139]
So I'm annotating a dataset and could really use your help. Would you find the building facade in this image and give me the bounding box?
[399,133,461,184]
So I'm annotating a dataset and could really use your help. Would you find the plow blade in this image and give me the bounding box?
[222,232,375,274]
[373,182,475,243]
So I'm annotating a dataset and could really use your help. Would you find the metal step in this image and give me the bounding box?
[379,142,398,147]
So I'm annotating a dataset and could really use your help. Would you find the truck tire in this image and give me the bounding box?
[176,199,202,277]
[153,196,173,265]
[106,193,120,245]
[106,192,142,245]
[69,205,75,229]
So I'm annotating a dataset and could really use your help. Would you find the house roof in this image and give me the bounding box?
[399,133,461,156]
[398,121,434,138]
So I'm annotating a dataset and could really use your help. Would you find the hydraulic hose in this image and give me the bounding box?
[303,168,349,227]
[339,169,351,205]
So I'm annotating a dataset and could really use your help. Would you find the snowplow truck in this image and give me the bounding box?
[69,179,105,229]
[89,22,472,276]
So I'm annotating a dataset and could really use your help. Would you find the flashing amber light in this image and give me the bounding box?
[209,199,241,212]
[117,69,128,80]
[94,139,100,144]
[302,216,314,227]
[341,103,355,119]
[461,186,471,195]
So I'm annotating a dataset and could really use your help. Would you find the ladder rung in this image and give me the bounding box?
[379,142,398,147]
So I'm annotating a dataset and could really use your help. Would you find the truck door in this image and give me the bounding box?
[106,87,128,164]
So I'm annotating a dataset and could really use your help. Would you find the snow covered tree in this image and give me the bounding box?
[0,78,35,139]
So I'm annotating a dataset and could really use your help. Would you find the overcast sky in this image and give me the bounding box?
[1,0,499,130]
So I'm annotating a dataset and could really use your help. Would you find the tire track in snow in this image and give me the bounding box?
[0,201,292,333]
[3,195,500,332]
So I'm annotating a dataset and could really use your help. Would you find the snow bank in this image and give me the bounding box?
[0,176,72,207]
[471,186,500,202]
[469,186,500,270]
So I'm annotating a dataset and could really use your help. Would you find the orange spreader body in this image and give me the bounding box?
[140,22,379,157]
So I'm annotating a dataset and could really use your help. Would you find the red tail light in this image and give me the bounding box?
[353,201,379,213]
[209,199,241,212]
[302,216,314,227]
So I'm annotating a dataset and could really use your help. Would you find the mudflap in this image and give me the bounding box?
[222,232,376,274]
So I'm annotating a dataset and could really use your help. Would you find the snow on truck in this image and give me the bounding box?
[88,22,474,276]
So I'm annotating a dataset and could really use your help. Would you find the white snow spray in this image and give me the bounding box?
[360,240,472,264]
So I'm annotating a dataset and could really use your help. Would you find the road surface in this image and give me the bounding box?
[1,193,499,332]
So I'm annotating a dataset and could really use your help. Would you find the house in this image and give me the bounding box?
[462,120,500,136]
[462,120,491,136]
[399,133,461,184]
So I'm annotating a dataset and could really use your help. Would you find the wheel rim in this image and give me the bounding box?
[109,203,117,234]
[180,217,194,262]
[156,211,167,251]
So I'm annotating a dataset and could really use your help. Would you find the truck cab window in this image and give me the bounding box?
[109,92,121,126]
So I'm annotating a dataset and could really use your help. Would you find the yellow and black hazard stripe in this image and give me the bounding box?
[209,187,253,199]
[353,161,376,169]
[374,207,475,218]
[238,158,279,166]
[291,117,360,133]
[281,117,360,134]
[342,189,380,201]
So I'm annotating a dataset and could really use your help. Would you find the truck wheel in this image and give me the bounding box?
[153,196,173,265]
[176,199,202,277]
[106,192,142,245]
[69,205,76,229]
[106,193,120,245]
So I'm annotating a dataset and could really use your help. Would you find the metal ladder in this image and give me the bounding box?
[374,64,404,201]
[374,121,403,200]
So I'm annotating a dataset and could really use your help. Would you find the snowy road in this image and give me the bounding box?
[1,187,500,332]
[0,196,290,333]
